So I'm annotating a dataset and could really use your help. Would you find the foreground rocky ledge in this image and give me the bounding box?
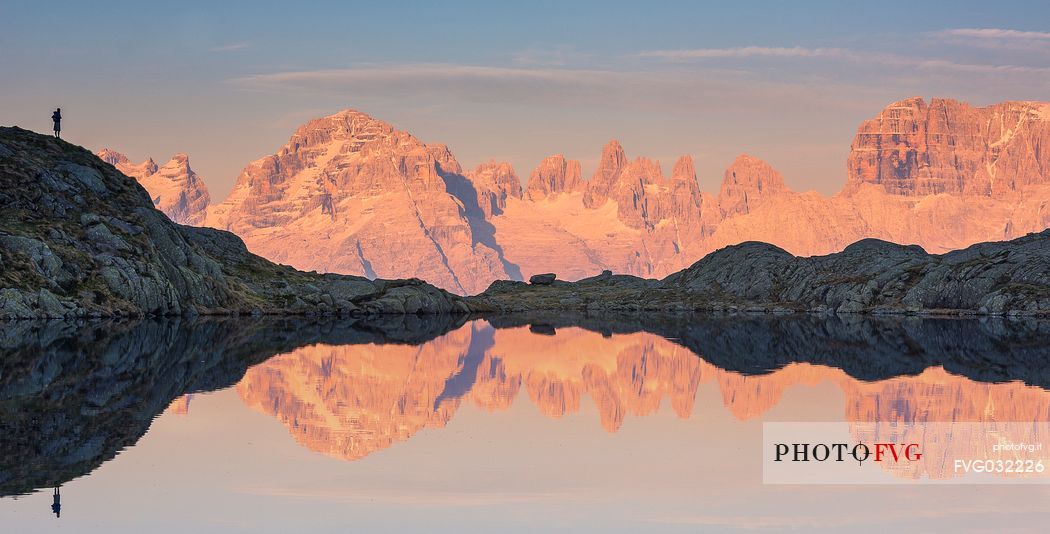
[468,230,1050,316]
[0,127,465,319]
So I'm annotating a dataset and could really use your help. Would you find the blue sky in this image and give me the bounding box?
[3,0,1049,196]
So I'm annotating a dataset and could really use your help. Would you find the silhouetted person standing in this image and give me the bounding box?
[51,486,61,518]
[52,108,62,138]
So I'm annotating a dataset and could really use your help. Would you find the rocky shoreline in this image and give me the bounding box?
[467,230,1050,317]
[2,126,1049,319]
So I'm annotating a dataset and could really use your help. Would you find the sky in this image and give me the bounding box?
[2,0,1050,198]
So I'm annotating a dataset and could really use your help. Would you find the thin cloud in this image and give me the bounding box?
[638,46,846,59]
[225,57,1048,130]
[933,28,1050,51]
[897,57,1050,75]
[512,47,590,67]
[937,28,1050,41]
[865,53,1050,75]
[226,62,872,113]
[235,63,610,85]
[638,46,1050,76]
[229,63,630,104]
[211,42,250,52]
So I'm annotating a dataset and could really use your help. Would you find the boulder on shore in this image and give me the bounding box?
[529,273,557,285]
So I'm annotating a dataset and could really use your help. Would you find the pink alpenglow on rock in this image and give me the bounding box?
[525,154,582,201]
[104,97,1050,295]
[845,97,1050,197]
[97,148,210,225]
[202,109,508,295]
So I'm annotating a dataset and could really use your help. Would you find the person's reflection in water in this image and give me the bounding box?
[51,486,60,518]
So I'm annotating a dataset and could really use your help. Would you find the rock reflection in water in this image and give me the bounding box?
[0,315,464,496]
[2,313,1049,495]
[236,320,1050,478]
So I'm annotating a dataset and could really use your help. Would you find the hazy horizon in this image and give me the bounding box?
[3,1,1049,198]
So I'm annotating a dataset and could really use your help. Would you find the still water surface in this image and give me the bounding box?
[1,315,1048,532]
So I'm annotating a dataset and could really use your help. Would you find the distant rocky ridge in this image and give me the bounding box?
[0,127,465,319]
[98,148,211,225]
[113,97,1050,294]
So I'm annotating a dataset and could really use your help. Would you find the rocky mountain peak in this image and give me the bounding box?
[583,140,628,208]
[272,108,417,171]
[210,108,451,228]
[154,153,193,177]
[427,143,463,175]
[718,154,787,217]
[154,153,192,177]
[625,156,664,183]
[97,147,128,165]
[296,108,393,139]
[464,161,523,218]
[203,107,509,295]
[97,148,159,179]
[599,139,627,164]
[845,97,1050,197]
[667,155,705,221]
[95,148,208,224]
[671,155,696,183]
[143,153,210,226]
[525,154,582,201]
[612,156,668,229]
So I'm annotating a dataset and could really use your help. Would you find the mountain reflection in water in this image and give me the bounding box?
[2,314,1050,497]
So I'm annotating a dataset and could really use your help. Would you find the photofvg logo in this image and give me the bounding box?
[774,442,923,464]
[763,422,1050,484]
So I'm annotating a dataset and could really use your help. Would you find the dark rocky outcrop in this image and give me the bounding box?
[468,232,1050,316]
[529,273,556,285]
[0,127,466,319]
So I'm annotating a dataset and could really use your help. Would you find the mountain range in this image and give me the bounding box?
[99,97,1050,294]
